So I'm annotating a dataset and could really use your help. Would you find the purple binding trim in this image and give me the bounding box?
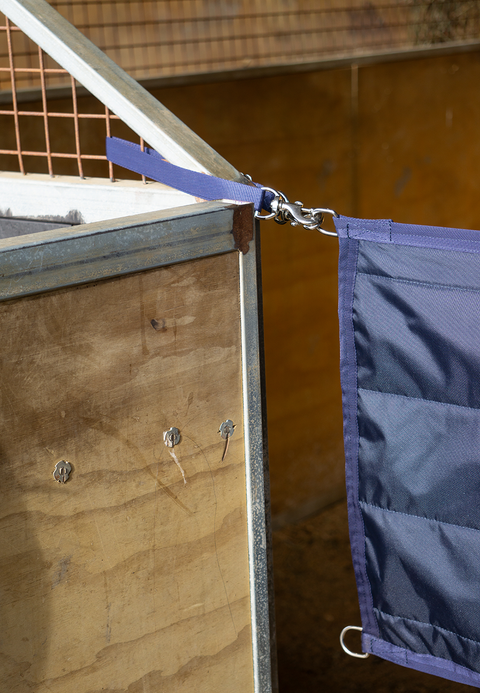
[363,634,480,689]
[337,236,379,638]
[106,137,274,212]
[336,214,480,686]
[335,214,480,254]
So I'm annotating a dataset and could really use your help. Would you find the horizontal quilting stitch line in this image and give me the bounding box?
[374,607,480,649]
[356,271,480,295]
[357,234,480,256]
[390,233,480,253]
[359,500,480,538]
[358,387,480,414]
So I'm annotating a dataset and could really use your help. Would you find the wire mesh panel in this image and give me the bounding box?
[0,11,148,180]
[2,0,479,88]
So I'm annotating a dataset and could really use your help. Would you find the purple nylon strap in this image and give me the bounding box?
[106,137,273,212]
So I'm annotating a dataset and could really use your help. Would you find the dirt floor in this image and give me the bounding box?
[272,500,475,693]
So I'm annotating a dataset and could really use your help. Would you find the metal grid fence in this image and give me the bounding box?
[0,12,146,180]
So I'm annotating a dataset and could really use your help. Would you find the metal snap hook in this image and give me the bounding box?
[249,180,340,235]
[254,186,282,220]
[340,625,370,659]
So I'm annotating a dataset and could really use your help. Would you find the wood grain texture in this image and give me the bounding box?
[0,252,253,692]
[148,54,480,524]
[155,70,352,523]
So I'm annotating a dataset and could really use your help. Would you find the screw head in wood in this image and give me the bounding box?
[219,420,235,440]
[163,427,180,448]
[53,460,72,483]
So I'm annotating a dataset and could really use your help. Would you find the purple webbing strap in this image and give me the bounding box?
[106,137,272,212]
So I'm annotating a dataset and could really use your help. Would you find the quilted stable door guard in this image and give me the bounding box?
[335,215,480,688]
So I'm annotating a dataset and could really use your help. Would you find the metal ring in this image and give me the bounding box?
[311,207,339,236]
[318,227,338,237]
[254,186,281,220]
[320,207,339,217]
[340,625,370,659]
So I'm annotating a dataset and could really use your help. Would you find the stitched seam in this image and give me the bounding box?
[354,230,390,241]
[358,387,480,415]
[395,237,480,257]
[349,240,379,636]
[357,233,480,255]
[348,222,390,239]
[368,633,480,678]
[354,224,480,245]
[394,231,480,246]
[374,608,480,648]
[360,500,480,537]
[356,271,480,295]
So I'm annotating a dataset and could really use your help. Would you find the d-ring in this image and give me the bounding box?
[340,625,370,659]
[254,186,281,220]
[315,207,340,237]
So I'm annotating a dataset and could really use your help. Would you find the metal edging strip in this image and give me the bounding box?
[0,201,236,301]
[239,220,274,693]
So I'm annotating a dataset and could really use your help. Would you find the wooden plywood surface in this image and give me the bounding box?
[3,50,480,533]
[149,56,480,525]
[0,251,253,693]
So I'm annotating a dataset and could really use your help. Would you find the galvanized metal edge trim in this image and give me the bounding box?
[239,223,273,693]
[0,201,237,301]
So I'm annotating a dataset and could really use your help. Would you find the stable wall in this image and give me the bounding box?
[151,49,480,525]
[2,49,480,525]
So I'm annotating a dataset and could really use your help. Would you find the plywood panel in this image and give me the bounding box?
[148,70,352,524]
[0,252,253,692]
[4,45,480,532]
[0,68,350,524]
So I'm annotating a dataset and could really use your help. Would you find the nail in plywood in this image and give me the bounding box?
[0,251,255,692]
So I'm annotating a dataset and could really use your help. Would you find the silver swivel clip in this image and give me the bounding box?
[254,186,338,236]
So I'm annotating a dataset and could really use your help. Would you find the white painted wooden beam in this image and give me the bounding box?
[0,172,197,224]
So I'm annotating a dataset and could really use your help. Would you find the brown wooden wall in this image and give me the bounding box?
[149,49,480,525]
[3,48,480,526]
